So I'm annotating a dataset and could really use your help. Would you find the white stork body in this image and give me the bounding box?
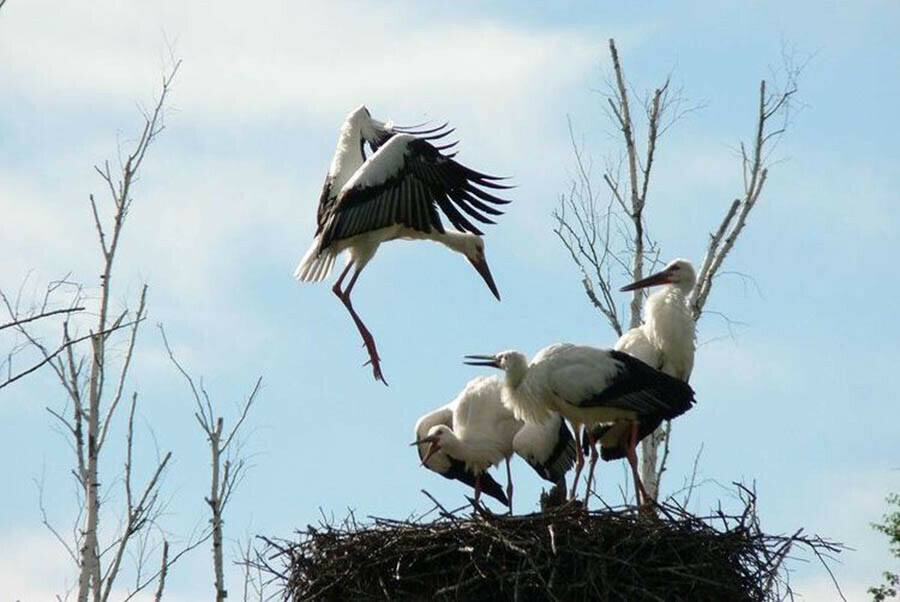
[296,105,511,384]
[414,375,576,509]
[594,260,697,480]
[464,344,695,506]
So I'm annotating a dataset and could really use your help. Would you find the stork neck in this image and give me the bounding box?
[328,124,366,189]
[438,431,467,460]
[645,285,689,323]
[429,231,476,255]
[503,362,528,390]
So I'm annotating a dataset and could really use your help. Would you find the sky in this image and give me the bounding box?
[1,1,899,600]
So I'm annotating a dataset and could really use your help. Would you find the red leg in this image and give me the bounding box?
[333,264,387,385]
[624,421,653,510]
[569,423,584,500]
[505,457,514,514]
[584,429,599,508]
[474,474,482,507]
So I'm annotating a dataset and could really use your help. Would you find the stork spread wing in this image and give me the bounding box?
[550,349,695,420]
[318,135,511,249]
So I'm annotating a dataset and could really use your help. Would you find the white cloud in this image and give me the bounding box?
[0,530,76,601]
[0,1,599,124]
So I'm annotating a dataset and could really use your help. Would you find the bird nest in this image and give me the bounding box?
[254,487,844,602]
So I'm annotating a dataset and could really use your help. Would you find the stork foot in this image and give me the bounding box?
[361,349,388,386]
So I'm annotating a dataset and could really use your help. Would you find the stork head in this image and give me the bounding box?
[620,258,696,295]
[464,350,528,387]
[412,425,455,466]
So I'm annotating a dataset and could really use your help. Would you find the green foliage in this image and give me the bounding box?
[870,494,900,601]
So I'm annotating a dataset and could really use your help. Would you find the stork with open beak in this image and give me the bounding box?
[413,375,576,510]
[465,343,695,508]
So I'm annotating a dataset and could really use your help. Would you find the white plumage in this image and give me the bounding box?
[464,343,695,506]
[413,375,575,508]
[295,105,511,384]
[616,258,696,380]
[591,259,698,495]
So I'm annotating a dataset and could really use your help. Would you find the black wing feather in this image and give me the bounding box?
[318,137,511,250]
[440,458,509,506]
[527,420,577,483]
[578,351,696,462]
[578,350,695,419]
[314,176,335,236]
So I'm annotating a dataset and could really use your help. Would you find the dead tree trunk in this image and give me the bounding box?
[554,38,800,502]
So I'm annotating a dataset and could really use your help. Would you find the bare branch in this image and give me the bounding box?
[35,469,79,566]
[160,323,260,602]
[1,318,139,391]
[154,541,169,602]
[0,305,84,333]
[98,286,148,450]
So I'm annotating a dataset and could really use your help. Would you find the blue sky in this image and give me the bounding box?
[2,1,898,599]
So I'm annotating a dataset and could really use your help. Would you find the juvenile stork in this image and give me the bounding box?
[413,375,576,510]
[587,259,697,502]
[464,344,695,507]
[295,105,511,384]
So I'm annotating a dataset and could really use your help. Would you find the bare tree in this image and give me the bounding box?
[160,326,261,602]
[554,39,800,501]
[5,61,208,601]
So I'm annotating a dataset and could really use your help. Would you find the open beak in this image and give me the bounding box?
[468,255,501,301]
[464,354,500,368]
[411,436,441,465]
[620,268,672,292]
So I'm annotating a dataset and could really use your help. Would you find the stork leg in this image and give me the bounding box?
[584,430,599,508]
[332,263,387,385]
[505,457,514,514]
[474,474,482,507]
[624,421,653,510]
[569,423,585,500]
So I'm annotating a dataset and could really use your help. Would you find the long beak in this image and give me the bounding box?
[620,269,672,292]
[464,354,500,368]
[468,256,501,301]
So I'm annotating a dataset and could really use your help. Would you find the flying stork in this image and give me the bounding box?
[413,375,576,510]
[464,344,695,507]
[295,105,511,384]
[587,259,697,502]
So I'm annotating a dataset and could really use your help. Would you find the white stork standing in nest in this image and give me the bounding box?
[295,105,511,384]
[464,344,695,508]
[586,259,697,505]
[413,375,576,510]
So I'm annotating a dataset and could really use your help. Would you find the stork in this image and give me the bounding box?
[587,259,697,503]
[295,105,511,384]
[464,344,695,507]
[413,375,576,510]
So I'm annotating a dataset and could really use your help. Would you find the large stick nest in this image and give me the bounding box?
[255,487,844,602]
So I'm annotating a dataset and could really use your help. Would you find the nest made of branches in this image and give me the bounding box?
[254,487,844,602]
